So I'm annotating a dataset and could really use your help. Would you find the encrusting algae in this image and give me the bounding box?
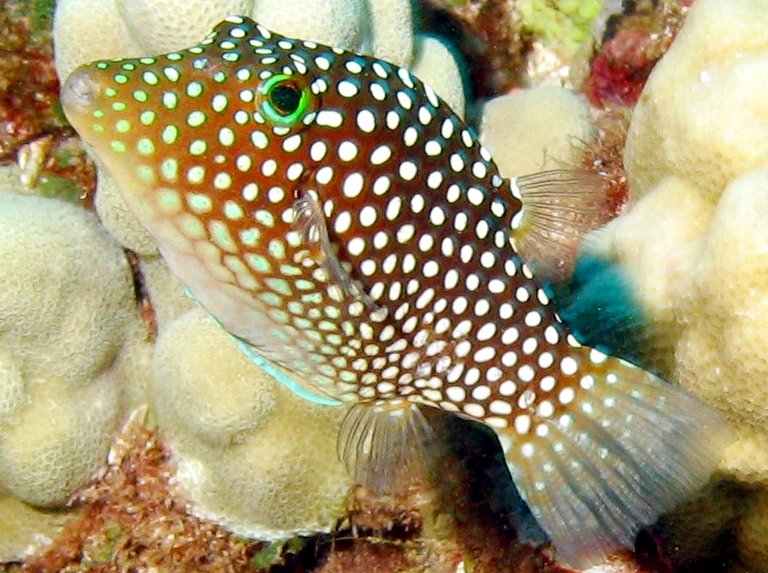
[60,15,733,569]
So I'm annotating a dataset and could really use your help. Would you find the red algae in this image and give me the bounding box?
[585,1,691,108]
[581,109,632,214]
[16,415,262,573]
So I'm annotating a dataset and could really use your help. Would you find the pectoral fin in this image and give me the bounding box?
[293,190,382,314]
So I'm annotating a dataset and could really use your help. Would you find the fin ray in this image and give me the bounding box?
[293,190,382,312]
[338,401,435,493]
[504,350,734,568]
[512,169,612,283]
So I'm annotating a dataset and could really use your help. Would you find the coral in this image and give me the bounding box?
[410,34,466,117]
[150,308,352,539]
[420,0,526,98]
[54,0,460,106]
[94,170,158,256]
[478,85,596,177]
[19,415,264,573]
[623,0,768,204]
[0,179,136,558]
[251,0,370,57]
[672,169,768,434]
[116,0,252,54]
[578,176,713,370]
[0,494,78,562]
[52,0,141,88]
[553,2,768,568]
[254,0,417,67]
[367,0,414,66]
[576,51,768,573]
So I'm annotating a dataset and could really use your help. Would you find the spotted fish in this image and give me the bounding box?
[61,16,731,568]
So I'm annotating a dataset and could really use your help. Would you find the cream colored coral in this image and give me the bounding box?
[583,177,713,336]
[478,86,595,177]
[53,0,142,82]
[151,308,351,537]
[673,169,768,432]
[252,0,369,56]
[116,0,252,54]
[0,494,77,562]
[581,4,768,559]
[411,35,466,118]
[94,169,158,256]
[585,166,768,568]
[0,182,137,558]
[624,0,768,204]
[0,379,119,507]
[367,0,413,66]
[0,189,133,507]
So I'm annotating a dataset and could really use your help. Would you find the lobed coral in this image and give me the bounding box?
[571,0,768,569]
[623,0,768,204]
[0,172,137,559]
[478,85,596,177]
[151,308,351,538]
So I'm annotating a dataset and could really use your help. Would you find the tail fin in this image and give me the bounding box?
[500,348,733,568]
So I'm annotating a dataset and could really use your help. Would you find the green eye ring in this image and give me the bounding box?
[258,74,312,126]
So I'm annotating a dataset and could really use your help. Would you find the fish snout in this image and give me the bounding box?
[61,68,100,114]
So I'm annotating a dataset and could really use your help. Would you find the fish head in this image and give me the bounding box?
[59,15,454,234]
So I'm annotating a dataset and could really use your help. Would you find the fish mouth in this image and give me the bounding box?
[60,67,99,116]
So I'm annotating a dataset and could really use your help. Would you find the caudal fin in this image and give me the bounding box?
[501,348,733,568]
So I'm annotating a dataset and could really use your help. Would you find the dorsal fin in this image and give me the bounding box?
[511,169,613,283]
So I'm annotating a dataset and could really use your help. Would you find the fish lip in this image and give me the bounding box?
[61,68,99,113]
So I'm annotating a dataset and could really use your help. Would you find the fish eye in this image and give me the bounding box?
[258,74,312,126]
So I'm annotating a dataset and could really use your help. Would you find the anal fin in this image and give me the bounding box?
[502,349,734,568]
[338,401,435,493]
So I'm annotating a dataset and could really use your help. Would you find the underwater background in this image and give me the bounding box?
[0,0,762,571]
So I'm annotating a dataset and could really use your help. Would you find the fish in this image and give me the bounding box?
[60,16,732,568]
